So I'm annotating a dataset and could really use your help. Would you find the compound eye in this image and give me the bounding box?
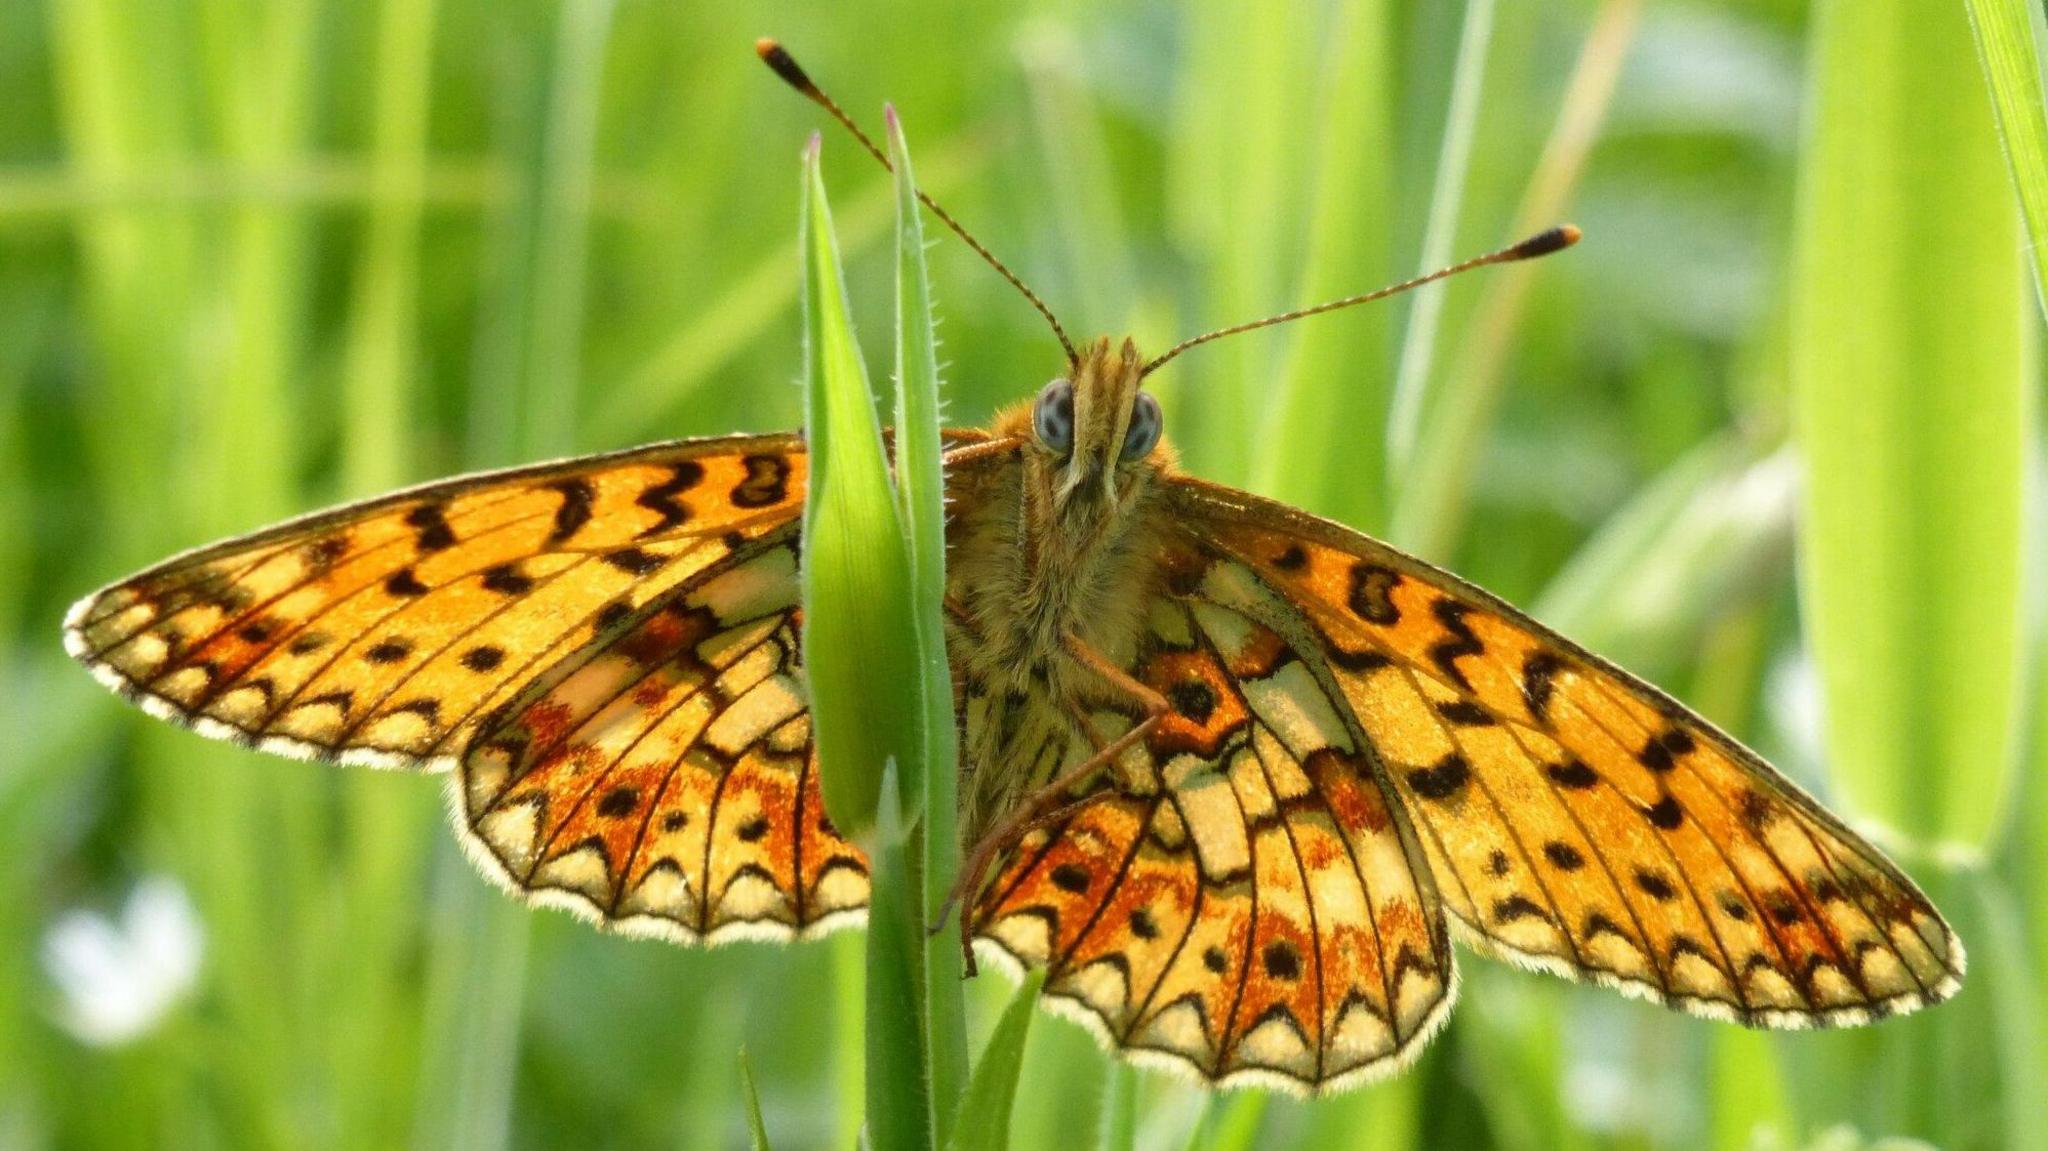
[1121,392,1162,461]
[1033,379,1075,455]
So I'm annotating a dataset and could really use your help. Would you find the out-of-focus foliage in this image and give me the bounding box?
[2,1,2039,1148]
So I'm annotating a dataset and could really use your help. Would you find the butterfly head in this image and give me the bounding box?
[1022,336,1166,514]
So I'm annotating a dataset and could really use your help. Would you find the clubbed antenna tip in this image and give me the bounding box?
[755,39,814,96]
[1510,224,1582,260]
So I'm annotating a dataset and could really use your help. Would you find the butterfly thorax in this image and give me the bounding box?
[944,337,1174,840]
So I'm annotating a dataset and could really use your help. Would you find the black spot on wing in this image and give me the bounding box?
[1521,649,1563,724]
[1406,752,1471,801]
[1425,599,1483,694]
[1644,795,1685,830]
[461,646,505,672]
[1051,863,1090,894]
[635,462,703,536]
[480,564,535,596]
[1168,680,1218,724]
[1492,895,1553,926]
[365,639,413,664]
[731,454,791,508]
[1434,699,1496,727]
[404,503,456,551]
[383,569,428,598]
[1546,758,1600,789]
[548,478,596,543]
[1634,869,1677,902]
[604,547,669,576]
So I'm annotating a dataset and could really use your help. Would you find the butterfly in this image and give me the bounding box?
[64,41,1961,1098]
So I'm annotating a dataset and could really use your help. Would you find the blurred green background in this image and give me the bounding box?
[3,1,2043,1148]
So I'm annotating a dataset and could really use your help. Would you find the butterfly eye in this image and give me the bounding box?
[1033,379,1075,456]
[1121,392,1162,461]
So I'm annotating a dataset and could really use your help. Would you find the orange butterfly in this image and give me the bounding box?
[64,42,1960,1097]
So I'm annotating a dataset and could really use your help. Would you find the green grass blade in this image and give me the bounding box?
[332,1,440,1141]
[1385,0,1496,483]
[1532,439,1795,679]
[800,136,922,838]
[864,773,932,1151]
[1095,1063,1138,1151]
[1255,0,1396,529]
[1964,0,2048,316]
[1390,0,1639,561]
[946,971,1044,1151]
[1167,0,1313,485]
[1792,0,2027,851]
[518,0,612,456]
[739,1048,775,1151]
[1190,1093,1268,1151]
[887,107,970,1141]
[800,137,931,1151]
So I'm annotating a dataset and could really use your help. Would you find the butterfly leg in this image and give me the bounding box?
[941,634,1168,974]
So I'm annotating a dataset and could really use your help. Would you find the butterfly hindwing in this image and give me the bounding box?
[969,551,1457,1095]
[459,524,869,942]
[1171,477,1964,1027]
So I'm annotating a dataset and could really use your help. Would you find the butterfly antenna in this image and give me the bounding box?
[1141,225,1582,377]
[757,38,1079,365]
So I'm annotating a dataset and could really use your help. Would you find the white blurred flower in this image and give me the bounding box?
[42,876,203,1047]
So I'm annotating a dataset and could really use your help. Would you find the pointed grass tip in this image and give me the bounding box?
[1510,224,1582,260]
[756,38,817,96]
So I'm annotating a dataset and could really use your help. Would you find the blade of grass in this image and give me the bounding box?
[799,135,923,839]
[1977,877,2048,1151]
[1166,0,1312,485]
[1391,0,1641,561]
[1532,439,1796,679]
[1095,1063,1137,1151]
[1255,0,1397,530]
[1190,1093,1268,1151]
[1385,0,1496,483]
[518,0,612,457]
[739,1048,775,1151]
[1964,0,2048,316]
[1792,0,2026,852]
[888,107,969,1142]
[799,135,931,1151]
[332,0,440,1141]
[946,971,1044,1151]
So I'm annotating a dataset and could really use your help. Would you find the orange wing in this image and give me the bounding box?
[1169,477,1963,1028]
[65,433,810,769]
[968,545,1457,1095]
[456,526,871,942]
[66,433,871,942]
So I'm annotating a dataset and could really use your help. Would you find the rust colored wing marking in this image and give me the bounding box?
[969,564,1456,1096]
[1171,477,1962,1028]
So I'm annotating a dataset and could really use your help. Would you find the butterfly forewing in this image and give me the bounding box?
[66,434,809,769]
[968,546,1456,1094]
[1170,477,1963,1027]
